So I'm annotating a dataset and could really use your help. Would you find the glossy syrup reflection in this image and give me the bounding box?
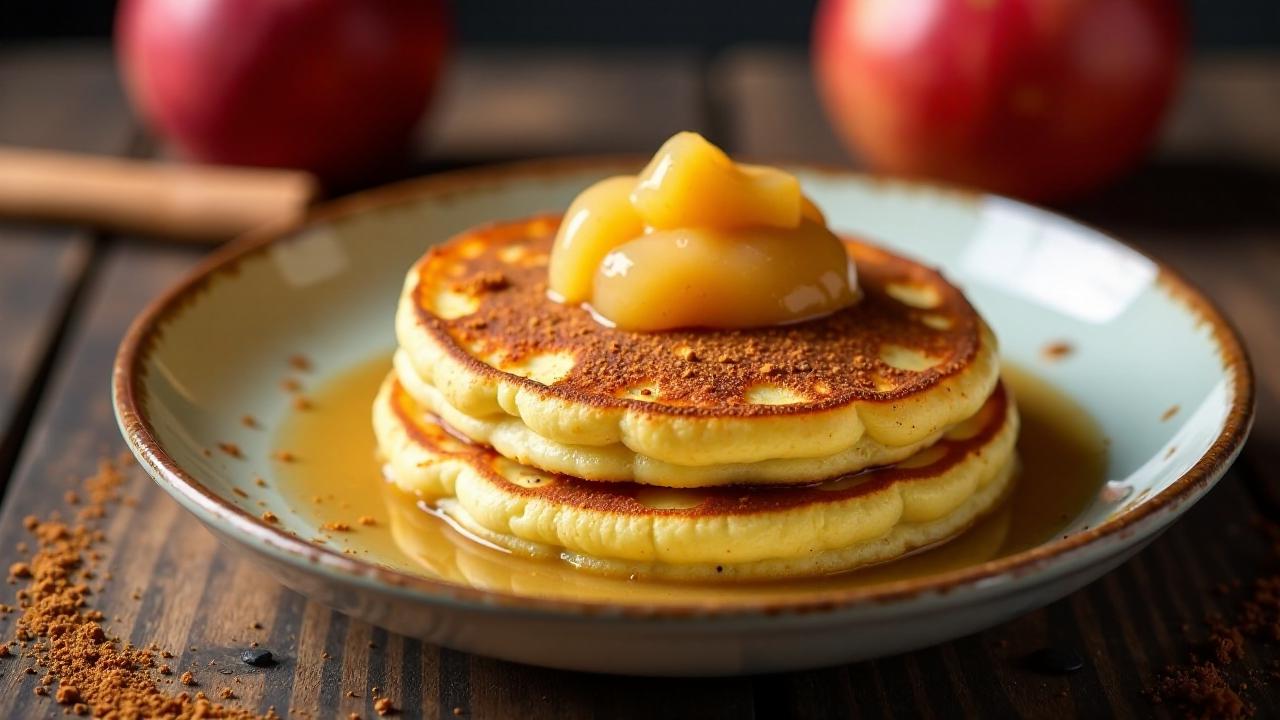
[274,356,1106,605]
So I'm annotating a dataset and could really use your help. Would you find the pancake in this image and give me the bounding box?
[396,215,1001,470]
[383,480,1015,600]
[373,373,1019,581]
[393,348,946,486]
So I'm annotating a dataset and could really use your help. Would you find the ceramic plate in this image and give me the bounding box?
[113,159,1253,676]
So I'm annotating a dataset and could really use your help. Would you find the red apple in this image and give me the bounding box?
[813,0,1185,202]
[117,0,450,182]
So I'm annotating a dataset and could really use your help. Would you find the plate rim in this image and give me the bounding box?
[112,156,1255,619]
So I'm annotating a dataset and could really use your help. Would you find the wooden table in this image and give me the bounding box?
[1,44,1278,719]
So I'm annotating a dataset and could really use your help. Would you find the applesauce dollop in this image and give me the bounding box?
[548,132,858,332]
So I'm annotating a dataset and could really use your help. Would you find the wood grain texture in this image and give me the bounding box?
[422,49,707,163]
[0,232,89,461]
[7,469,1271,719]
[719,48,1280,719]
[711,47,850,166]
[1162,53,1280,167]
[0,44,134,156]
[0,44,135,487]
[0,45,1278,719]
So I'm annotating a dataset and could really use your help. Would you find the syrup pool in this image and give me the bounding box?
[274,355,1106,605]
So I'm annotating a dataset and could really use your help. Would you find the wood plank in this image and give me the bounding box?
[1162,54,1280,166]
[0,47,762,720]
[717,47,1280,718]
[0,245,410,718]
[422,49,707,163]
[711,47,850,166]
[1,45,1275,719]
[717,49,1280,168]
[0,44,134,155]
[0,241,199,715]
[0,43,137,485]
[0,241,772,718]
[0,231,88,466]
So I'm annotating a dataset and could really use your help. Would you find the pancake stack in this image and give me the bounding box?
[374,215,1016,580]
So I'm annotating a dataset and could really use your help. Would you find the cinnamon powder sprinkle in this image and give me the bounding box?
[320,522,351,533]
[241,415,259,429]
[261,511,279,524]
[56,685,81,704]
[1209,621,1247,664]
[3,456,279,718]
[451,270,509,295]
[1041,340,1074,362]
[358,516,377,527]
[1146,521,1280,718]
[421,228,980,408]
[1151,662,1249,719]
[288,354,313,372]
[218,442,243,459]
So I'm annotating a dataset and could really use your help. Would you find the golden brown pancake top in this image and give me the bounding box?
[412,215,983,415]
[392,379,1009,518]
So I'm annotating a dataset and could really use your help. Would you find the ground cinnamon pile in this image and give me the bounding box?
[1147,519,1280,718]
[1,455,277,719]
[1151,663,1249,719]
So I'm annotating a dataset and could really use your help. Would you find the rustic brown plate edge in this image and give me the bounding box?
[112,156,1255,620]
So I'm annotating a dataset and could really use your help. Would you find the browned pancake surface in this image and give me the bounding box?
[412,215,983,415]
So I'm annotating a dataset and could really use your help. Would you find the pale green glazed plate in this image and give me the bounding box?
[113,159,1253,676]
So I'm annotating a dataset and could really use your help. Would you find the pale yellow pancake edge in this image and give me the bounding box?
[373,374,1020,579]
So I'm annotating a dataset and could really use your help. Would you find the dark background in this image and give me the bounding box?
[4,0,1279,49]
